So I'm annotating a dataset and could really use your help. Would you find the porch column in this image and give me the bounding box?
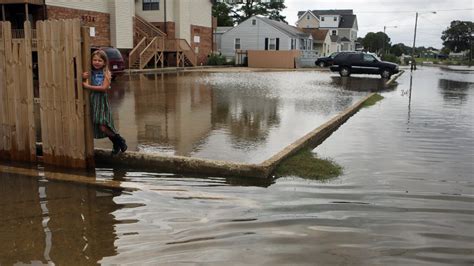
[25,3,29,21]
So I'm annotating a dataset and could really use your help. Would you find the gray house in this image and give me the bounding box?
[220,16,313,59]
[296,9,358,52]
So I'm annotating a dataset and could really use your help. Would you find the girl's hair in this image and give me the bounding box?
[91,49,110,75]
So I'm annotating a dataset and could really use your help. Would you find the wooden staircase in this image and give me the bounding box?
[129,16,197,69]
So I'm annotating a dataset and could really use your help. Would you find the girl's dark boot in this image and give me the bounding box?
[116,134,128,153]
[109,136,120,155]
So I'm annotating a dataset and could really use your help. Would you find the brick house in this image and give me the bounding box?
[0,0,214,67]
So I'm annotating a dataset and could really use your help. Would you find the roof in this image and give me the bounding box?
[215,27,233,34]
[301,29,329,42]
[297,9,357,29]
[330,35,340,42]
[258,16,310,38]
[298,9,353,18]
[340,37,350,42]
[338,15,356,28]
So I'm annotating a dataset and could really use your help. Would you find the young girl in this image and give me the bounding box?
[82,50,127,155]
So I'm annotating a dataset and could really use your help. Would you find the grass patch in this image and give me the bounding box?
[362,93,384,108]
[274,148,342,180]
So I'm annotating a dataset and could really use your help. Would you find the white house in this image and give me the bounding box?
[220,16,313,59]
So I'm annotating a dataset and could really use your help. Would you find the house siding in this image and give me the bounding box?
[134,0,176,22]
[110,0,134,49]
[45,0,109,13]
[221,17,293,58]
[319,15,339,28]
[297,13,319,28]
[134,0,211,47]
[175,0,212,44]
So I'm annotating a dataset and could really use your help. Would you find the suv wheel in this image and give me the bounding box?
[318,61,326,67]
[381,69,392,79]
[340,66,351,77]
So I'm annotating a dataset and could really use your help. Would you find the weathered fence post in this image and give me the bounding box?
[0,21,36,162]
[81,25,95,169]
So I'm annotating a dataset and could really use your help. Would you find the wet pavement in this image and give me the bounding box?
[1,66,473,265]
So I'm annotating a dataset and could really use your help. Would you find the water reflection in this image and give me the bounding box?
[0,173,121,265]
[104,71,366,163]
[438,78,472,103]
[211,85,280,146]
[331,76,392,92]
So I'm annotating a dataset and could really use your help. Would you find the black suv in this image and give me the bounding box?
[315,52,340,67]
[330,52,399,78]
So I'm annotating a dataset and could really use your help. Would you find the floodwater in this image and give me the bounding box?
[95,71,378,163]
[1,66,473,265]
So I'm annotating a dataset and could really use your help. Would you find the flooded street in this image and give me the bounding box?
[1,67,473,265]
[97,71,372,163]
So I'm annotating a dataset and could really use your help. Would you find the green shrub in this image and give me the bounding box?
[207,53,227,65]
[382,54,401,64]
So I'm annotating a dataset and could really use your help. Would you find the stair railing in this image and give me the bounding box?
[178,39,197,66]
[135,15,167,38]
[129,37,147,69]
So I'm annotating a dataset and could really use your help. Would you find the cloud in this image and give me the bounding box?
[282,0,474,48]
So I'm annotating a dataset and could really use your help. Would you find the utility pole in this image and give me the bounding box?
[411,11,436,71]
[411,12,418,71]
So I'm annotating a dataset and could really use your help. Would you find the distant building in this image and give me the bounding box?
[220,15,312,59]
[301,29,331,56]
[296,9,358,52]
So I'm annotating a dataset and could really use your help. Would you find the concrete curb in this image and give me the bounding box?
[260,93,376,172]
[386,70,405,86]
[94,149,269,178]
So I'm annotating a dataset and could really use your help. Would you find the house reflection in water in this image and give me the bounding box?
[132,73,213,156]
[211,84,280,148]
[0,173,121,265]
[107,72,281,159]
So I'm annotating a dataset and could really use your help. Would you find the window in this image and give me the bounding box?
[334,16,337,21]
[307,15,310,20]
[291,39,296,50]
[363,54,376,62]
[252,19,256,25]
[321,17,325,21]
[143,0,159,10]
[332,30,337,36]
[235,38,241,50]
[269,38,276,50]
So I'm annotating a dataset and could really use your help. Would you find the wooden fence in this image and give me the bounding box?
[0,19,94,169]
[0,21,36,162]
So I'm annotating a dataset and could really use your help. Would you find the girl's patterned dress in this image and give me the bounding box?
[89,69,116,139]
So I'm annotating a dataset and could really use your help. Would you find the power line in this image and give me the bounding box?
[355,8,474,13]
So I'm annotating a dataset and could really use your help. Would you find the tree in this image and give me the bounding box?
[441,20,473,53]
[212,2,233,26]
[441,20,473,62]
[361,32,390,54]
[390,43,410,56]
[213,0,287,25]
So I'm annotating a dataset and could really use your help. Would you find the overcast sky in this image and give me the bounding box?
[282,0,474,49]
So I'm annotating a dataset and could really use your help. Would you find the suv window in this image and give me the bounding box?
[363,54,376,62]
[104,48,123,60]
[348,54,361,61]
